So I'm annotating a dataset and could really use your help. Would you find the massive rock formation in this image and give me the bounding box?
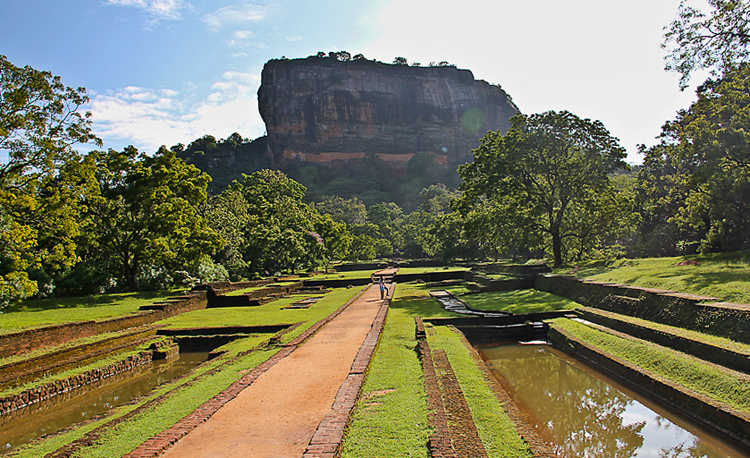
[257,56,518,168]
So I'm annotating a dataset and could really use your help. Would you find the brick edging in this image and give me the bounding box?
[122,284,372,458]
[449,326,558,457]
[302,283,394,458]
[417,330,456,458]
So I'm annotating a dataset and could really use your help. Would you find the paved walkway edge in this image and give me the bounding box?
[123,285,372,458]
[302,283,395,458]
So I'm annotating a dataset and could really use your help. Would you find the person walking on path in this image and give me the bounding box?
[378,276,388,299]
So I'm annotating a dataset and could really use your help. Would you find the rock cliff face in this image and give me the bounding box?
[257,56,518,168]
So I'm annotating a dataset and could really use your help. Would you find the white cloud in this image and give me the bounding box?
[286,36,302,42]
[227,29,256,47]
[104,0,189,22]
[203,3,267,31]
[88,72,265,152]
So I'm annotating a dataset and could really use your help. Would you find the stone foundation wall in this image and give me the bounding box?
[0,327,158,387]
[0,289,210,359]
[0,351,153,416]
[536,274,750,344]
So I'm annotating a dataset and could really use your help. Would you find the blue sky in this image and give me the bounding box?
[1,0,709,163]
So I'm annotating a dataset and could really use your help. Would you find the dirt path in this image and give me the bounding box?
[159,283,386,458]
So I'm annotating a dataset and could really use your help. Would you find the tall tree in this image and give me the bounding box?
[85,147,222,291]
[647,63,750,251]
[664,0,750,89]
[0,55,100,305]
[457,111,632,267]
[224,169,329,275]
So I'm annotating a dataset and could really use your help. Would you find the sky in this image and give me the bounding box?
[0,0,711,164]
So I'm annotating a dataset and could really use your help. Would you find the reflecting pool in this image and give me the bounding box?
[0,352,208,453]
[481,345,748,458]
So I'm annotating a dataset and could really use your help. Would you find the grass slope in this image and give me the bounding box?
[341,283,532,457]
[442,287,580,314]
[568,251,750,304]
[550,318,750,414]
[0,290,176,333]
[429,326,533,458]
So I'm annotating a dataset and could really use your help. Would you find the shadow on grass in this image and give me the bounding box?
[391,283,579,318]
[458,289,580,314]
[7,290,177,313]
[390,295,460,319]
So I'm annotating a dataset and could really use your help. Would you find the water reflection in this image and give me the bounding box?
[0,352,207,453]
[481,345,747,458]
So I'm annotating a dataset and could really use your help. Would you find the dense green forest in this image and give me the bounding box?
[1,0,749,305]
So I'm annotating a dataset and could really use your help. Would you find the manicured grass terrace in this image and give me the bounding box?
[581,307,750,356]
[568,251,750,304]
[550,318,750,415]
[394,266,470,276]
[8,286,362,457]
[0,290,177,334]
[341,283,532,458]
[441,287,580,314]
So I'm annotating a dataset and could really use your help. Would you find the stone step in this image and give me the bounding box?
[576,307,750,375]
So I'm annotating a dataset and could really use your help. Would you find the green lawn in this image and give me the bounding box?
[429,326,533,458]
[440,287,581,314]
[340,284,433,458]
[11,337,279,458]
[394,266,470,276]
[341,283,531,457]
[10,287,363,458]
[164,286,361,335]
[0,290,176,333]
[567,251,750,304]
[309,269,377,281]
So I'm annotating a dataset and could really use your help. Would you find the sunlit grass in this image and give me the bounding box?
[429,326,533,458]
[566,251,750,304]
[394,266,470,276]
[340,284,434,458]
[309,269,376,281]
[550,318,750,414]
[0,291,176,333]
[438,286,580,314]
[342,283,532,457]
[163,287,361,344]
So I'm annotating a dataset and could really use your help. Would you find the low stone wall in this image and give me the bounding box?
[206,282,303,308]
[0,351,153,416]
[549,325,750,450]
[0,291,207,359]
[333,262,386,272]
[393,270,468,283]
[577,307,750,374]
[0,282,289,359]
[480,263,552,277]
[0,326,158,388]
[479,277,534,292]
[535,274,750,344]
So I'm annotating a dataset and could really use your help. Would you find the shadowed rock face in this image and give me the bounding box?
[258,57,519,168]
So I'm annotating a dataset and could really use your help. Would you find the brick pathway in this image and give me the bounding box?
[140,283,390,458]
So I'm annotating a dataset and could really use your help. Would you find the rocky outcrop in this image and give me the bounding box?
[258,56,519,168]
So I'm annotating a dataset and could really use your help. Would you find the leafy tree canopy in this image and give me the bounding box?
[83,146,222,291]
[644,63,750,252]
[664,0,750,89]
[457,111,635,267]
[0,55,100,305]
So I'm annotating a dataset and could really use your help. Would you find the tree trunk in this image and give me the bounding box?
[551,229,563,268]
[124,256,139,291]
